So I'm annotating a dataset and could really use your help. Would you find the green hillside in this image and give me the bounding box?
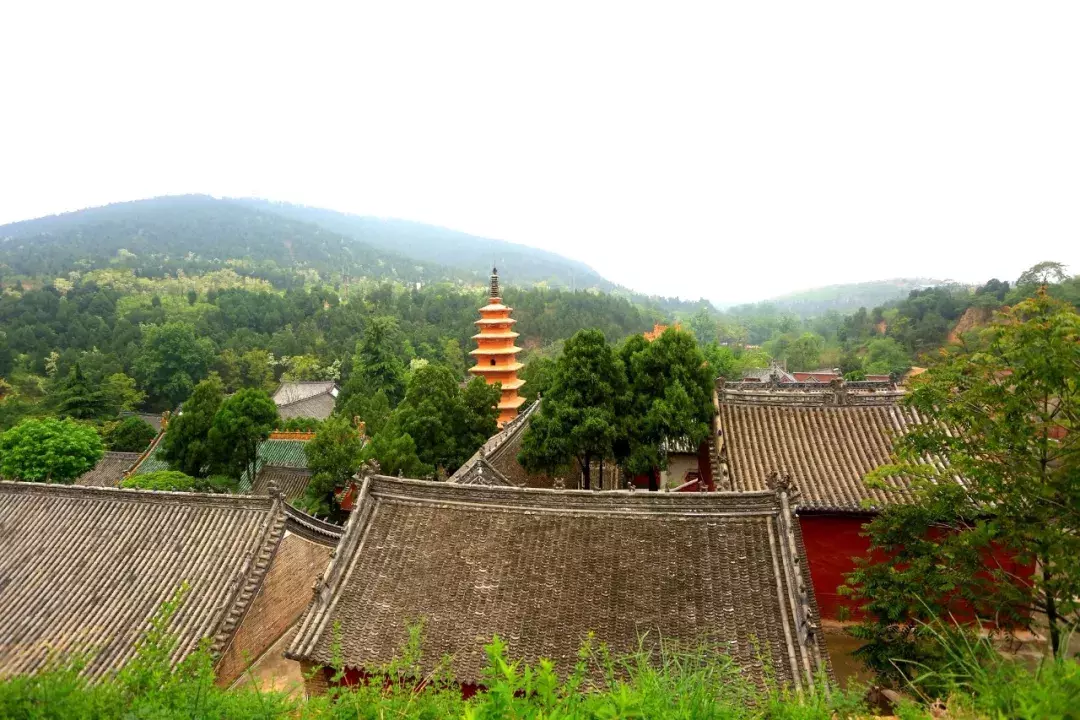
[234,198,612,291]
[735,278,950,318]
[0,195,461,288]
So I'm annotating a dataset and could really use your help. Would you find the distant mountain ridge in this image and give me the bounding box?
[233,198,613,292]
[738,278,952,317]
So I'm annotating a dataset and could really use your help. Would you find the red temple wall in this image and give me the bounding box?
[797,514,873,620]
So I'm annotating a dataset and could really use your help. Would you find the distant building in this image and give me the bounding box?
[272,381,339,421]
[468,268,525,425]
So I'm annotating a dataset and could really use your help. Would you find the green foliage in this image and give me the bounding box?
[159,377,224,477]
[120,470,236,493]
[338,316,408,412]
[133,322,215,409]
[101,373,145,415]
[208,389,279,482]
[519,354,556,404]
[861,337,910,376]
[383,365,499,475]
[619,328,715,480]
[364,430,427,479]
[276,416,324,432]
[298,415,366,516]
[213,348,274,393]
[0,417,103,483]
[521,330,625,488]
[843,291,1080,675]
[104,416,157,452]
[51,363,110,420]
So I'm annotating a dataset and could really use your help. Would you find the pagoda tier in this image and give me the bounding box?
[469,268,525,425]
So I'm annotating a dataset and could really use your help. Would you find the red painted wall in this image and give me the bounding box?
[797,514,874,620]
[800,513,1035,623]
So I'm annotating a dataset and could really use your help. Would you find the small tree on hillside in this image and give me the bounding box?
[842,291,1080,676]
[0,417,103,483]
[133,322,215,409]
[160,376,224,477]
[208,388,279,483]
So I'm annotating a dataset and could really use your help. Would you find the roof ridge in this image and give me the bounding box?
[371,475,783,515]
[211,493,288,659]
[0,481,275,510]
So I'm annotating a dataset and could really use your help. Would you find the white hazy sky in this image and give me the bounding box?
[1,2,1078,304]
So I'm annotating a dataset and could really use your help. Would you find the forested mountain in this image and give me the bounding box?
[0,196,465,288]
[737,278,948,318]
[236,198,612,292]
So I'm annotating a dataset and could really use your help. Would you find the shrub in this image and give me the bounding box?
[104,417,158,452]
[120,470,236,493]
[0,417,103,483]
[276,417,324,432]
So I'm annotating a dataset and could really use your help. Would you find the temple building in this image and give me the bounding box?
[469,268,525,425]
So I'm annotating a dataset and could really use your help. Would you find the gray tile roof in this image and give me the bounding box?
[717,399,927,511]
[276,392,336,420]
[0,482,286,680]
[251,465,312,502]
[75,451,141,488]
[273,381,338,406]
[288,477,831,691]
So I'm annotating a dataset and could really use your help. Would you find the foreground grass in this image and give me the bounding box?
[0,602,1075,719]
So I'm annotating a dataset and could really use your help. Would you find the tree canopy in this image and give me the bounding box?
[842,291,1080,676]
[0,417,103,483]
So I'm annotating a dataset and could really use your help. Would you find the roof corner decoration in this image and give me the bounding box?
[469,267,525,426]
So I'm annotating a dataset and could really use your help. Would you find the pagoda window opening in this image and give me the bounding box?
[490,358,496,366]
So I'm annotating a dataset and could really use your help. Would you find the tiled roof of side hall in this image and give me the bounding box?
[276,392,336,420]
[75,451,142,488]
[251,465,312,501]
[0,482,285,680]
[272,381,338,406]
[717,398,928,511]
[289,477,831,691]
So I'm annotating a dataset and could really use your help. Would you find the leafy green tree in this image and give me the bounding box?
[688,307,717,346]
[785,332,825,371]
[702,342,738,381]
[520,355,556,404]
[843,292,1080,674]
[388,364,499,474]
[0,417,103,483]
[208,388,279,482]
[159,376,224,477]
[520,330,625,489]
[861,337,910,376]
[618,328,714,489]
[101,372,145,415]
[365,429,427,479]
[337,317,408,420]
[52,363,109,419]
[214,349,275,392]
[441,338,467,379]
[133,322,215,409]
[299,415,366,516]
[1016,260,1068,288]
[120,470,234,493]
[104,416,158,452]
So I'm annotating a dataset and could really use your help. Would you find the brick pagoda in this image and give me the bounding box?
[469,267,525,425]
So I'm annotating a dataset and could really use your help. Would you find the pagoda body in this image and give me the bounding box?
[469,268,525,425]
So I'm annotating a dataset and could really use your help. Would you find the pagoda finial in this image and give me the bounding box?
[490,266,500,300]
